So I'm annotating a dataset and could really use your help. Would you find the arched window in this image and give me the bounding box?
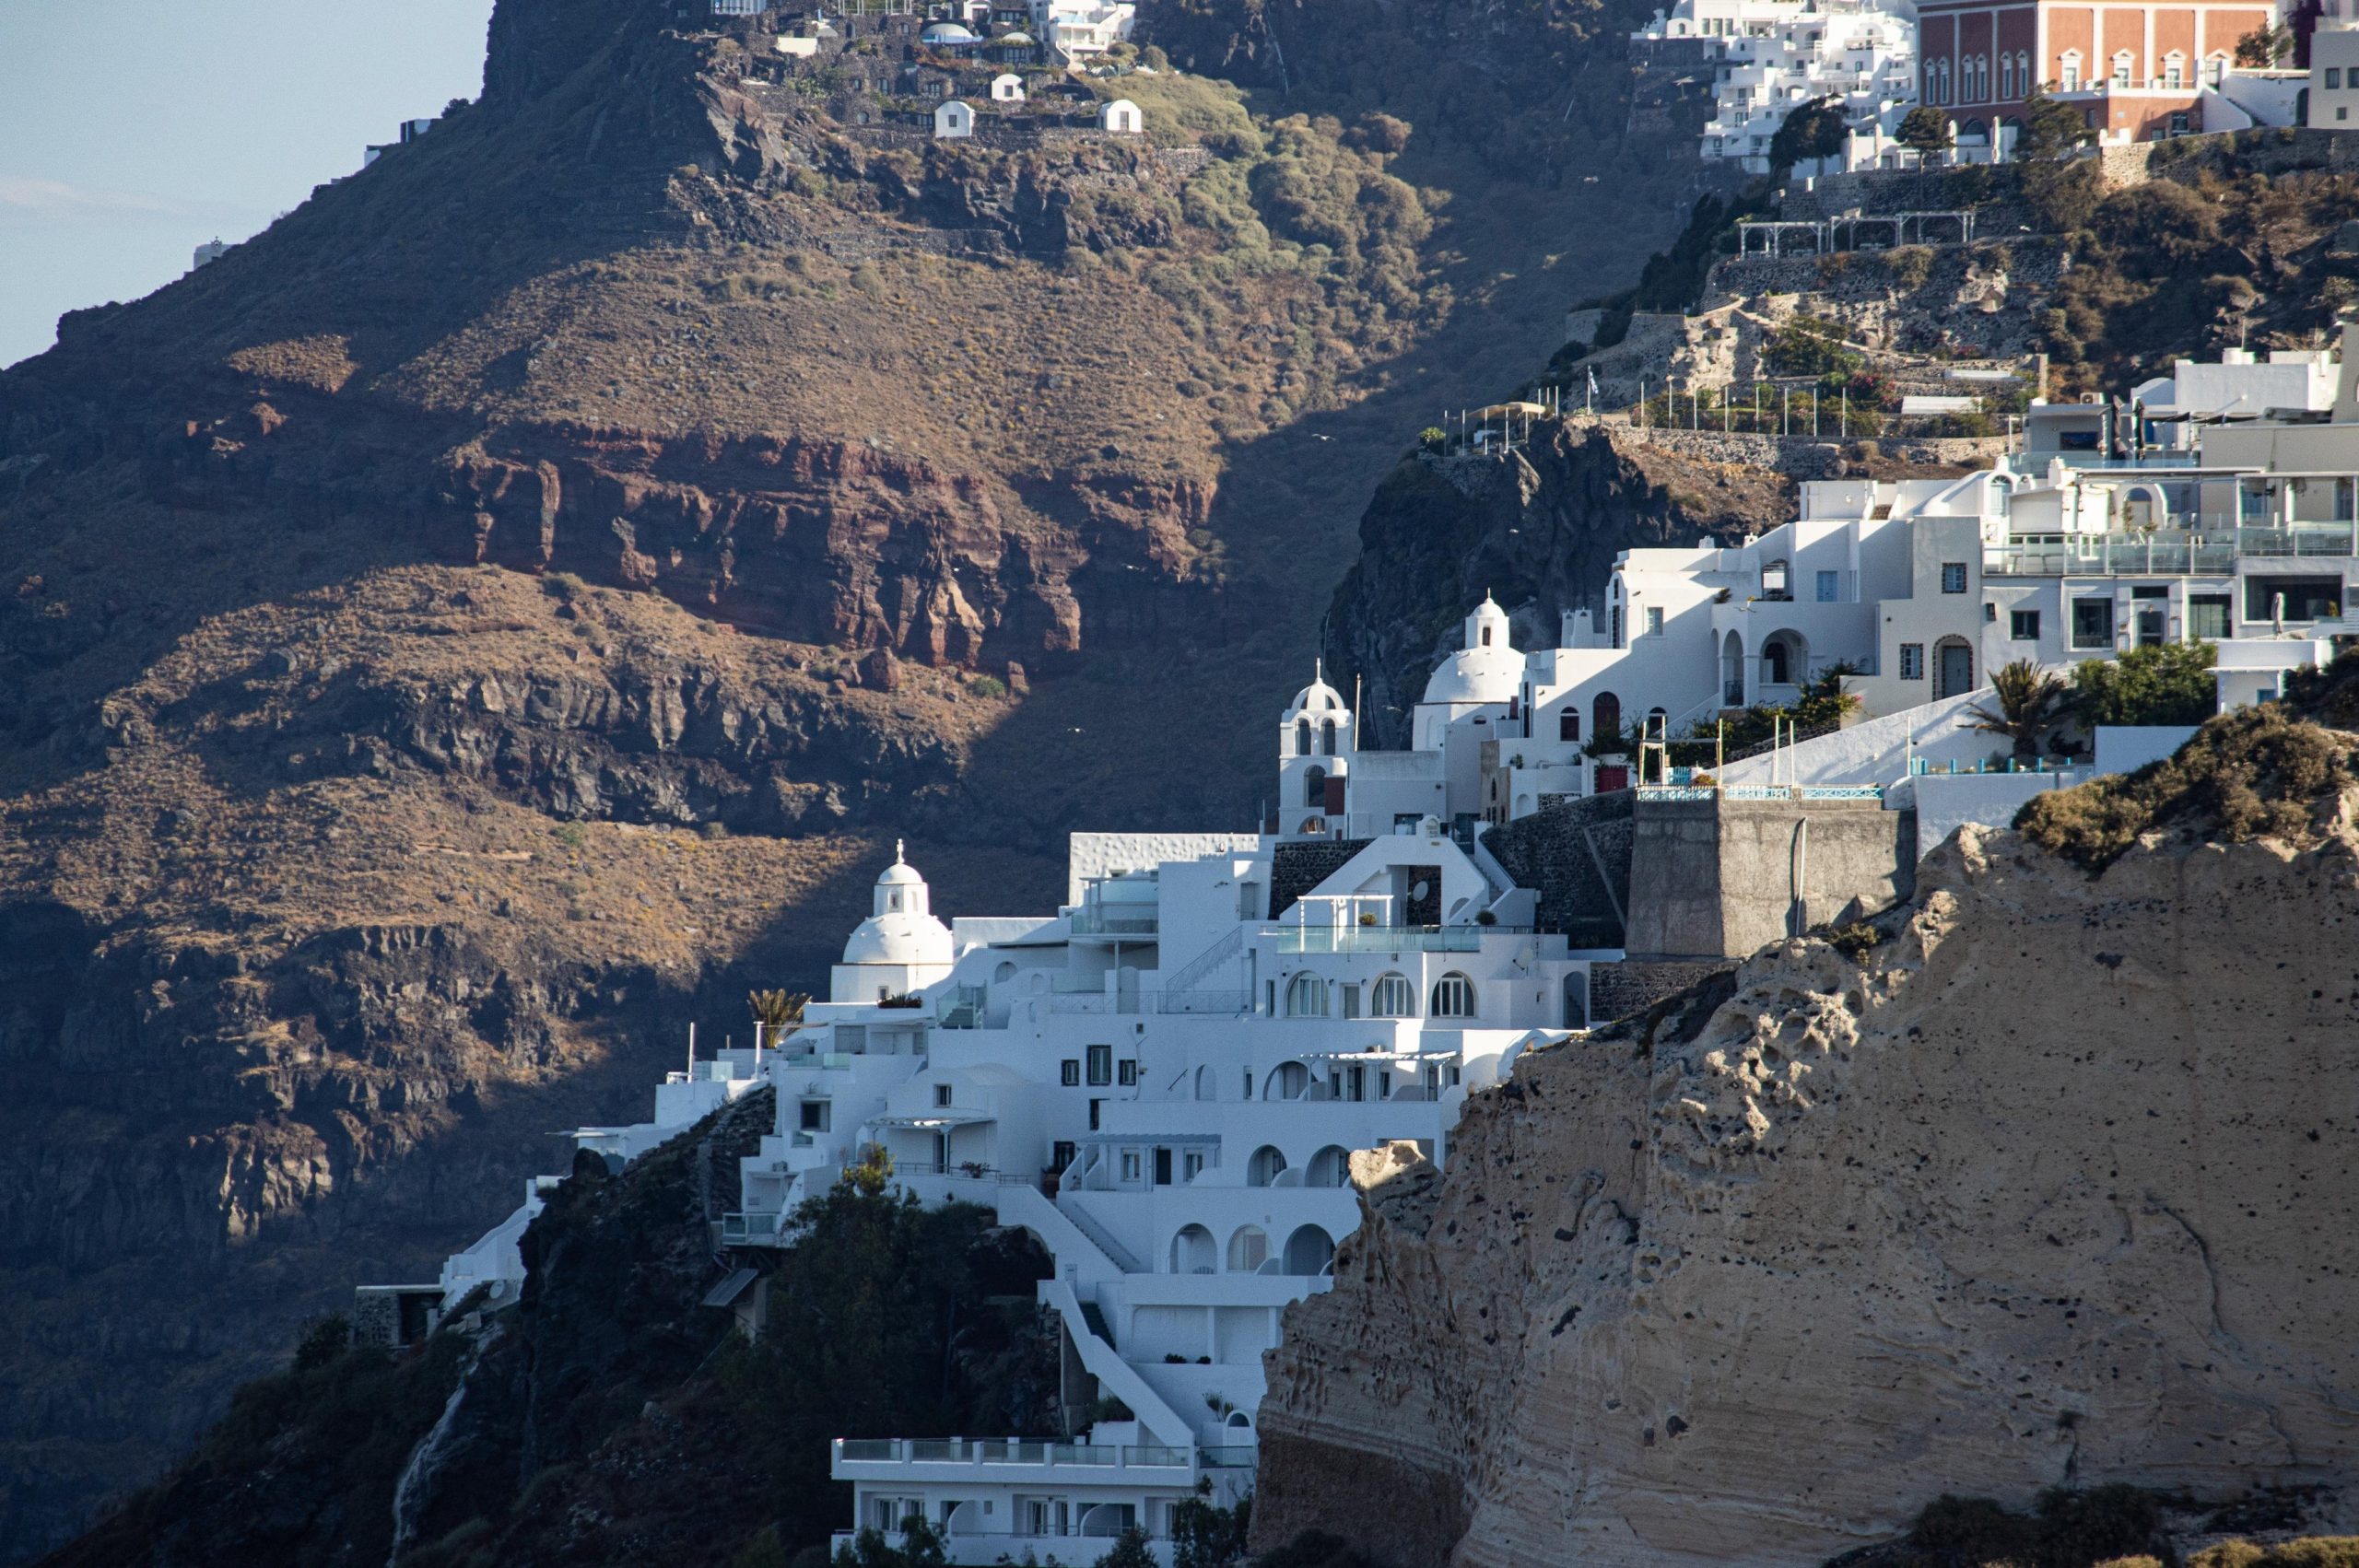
[1303,765,1327,808]
[1248,1145,1288,1186]
[1999,53,2013,99]
[1320,719,1337,755]
[1265,1060,1309,1099]
[1227,1224,1271,1272]
[2017,52,2032,94]
[1296,718,1311,755]
[1283,1224,1336,1275]
[1307,1145,1352,1187]
[1646,707,1669,743]
[2207,52,2229,87]
[1285,973,1329,1017]
[1370,972,1416,1017]
[994,960,1017,983]
[1194,1064,1216,1101]
[1170,1223,1216,1274]
[1592,691,1621,745]
[1429,972,1477,1019]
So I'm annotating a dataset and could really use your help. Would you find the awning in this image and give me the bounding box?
[702,1268,761,1309]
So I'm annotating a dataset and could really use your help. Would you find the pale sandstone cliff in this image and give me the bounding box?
[1256,818,2359,1566]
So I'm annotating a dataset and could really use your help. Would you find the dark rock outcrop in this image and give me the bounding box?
[1321,425,1791,747]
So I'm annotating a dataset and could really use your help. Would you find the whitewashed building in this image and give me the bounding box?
[1635,0,1920,171]
[933,99,976,138]
[1034,0,1134,57]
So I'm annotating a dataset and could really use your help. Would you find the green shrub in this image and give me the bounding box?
[968,674,1008,699]
[2017,703,2349,871]
[2072,641,2217,728]
[1883,243,1932,291]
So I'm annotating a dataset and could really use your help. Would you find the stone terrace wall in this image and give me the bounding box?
[1486,792,1633,950]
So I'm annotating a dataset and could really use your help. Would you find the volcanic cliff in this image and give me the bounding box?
[1252,708,2359,1565]
[0,0,1705,1550]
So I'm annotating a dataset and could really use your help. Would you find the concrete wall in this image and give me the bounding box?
[1625,797,1916,960]
[1903,771,2090,857]
[1720,689,1993,787]
[2094,725,2201,777]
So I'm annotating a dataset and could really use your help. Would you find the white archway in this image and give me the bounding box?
[1247,1145,1288,1187]
[1170,1223,1216,1274]
[1283,1224,1336,1275]
[1227,1224,1270,1272]
[1307,1145,1351,1187]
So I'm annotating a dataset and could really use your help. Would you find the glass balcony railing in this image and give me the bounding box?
[1264,924,1530,954]
[1068,908,1158,936]
[1986,525,2359,577]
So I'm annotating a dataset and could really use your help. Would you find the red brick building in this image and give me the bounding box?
[1915,0,2281,144]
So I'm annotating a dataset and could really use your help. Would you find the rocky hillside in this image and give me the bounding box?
[0,0,1708,1550]
[39,1089,1064,1568]
[1251,697,2359,1565]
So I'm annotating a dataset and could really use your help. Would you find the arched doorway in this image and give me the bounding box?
[1307,1145,1351,1187]
[1933,636,1976,698]
[1592,691,1621,746]
[1721,631,1744,707]
[1760,630,1810,691]
[1303,766,1327,807]
[1283,1224,1336,1275]
[1247,1145,1288,1185]
[1169,1223,1216,1273]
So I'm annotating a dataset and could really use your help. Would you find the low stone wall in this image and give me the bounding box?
[1587,957,1734,1024]
[1486,792,1634,950]
[1603,423,2010,477]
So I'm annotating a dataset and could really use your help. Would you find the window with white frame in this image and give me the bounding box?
[1371,972,1416,1016]
[1429,972,1477,1019]
[1285,973,1330,1017]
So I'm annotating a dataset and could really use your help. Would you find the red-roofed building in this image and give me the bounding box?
[1916,0,2282,146]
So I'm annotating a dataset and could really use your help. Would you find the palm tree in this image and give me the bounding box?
[747,989,808,1042]
[1964,659,2069,759]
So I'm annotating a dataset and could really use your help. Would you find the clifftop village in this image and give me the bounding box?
[311,2,2359,1565]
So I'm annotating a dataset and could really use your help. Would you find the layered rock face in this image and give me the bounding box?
[1322,424,1793,747]
[1256,823,2359,1565]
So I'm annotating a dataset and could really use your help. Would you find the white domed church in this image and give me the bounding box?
[828,842,956,1004]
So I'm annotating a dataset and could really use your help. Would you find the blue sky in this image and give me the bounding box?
[0,1,495,368]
